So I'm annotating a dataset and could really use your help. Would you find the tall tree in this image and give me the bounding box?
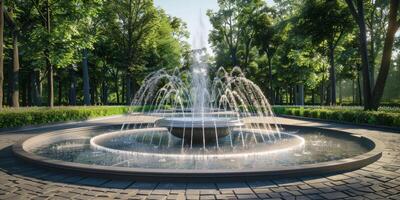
[253,8,279,103]
[365,1,387,86]
[111,0,158,104]
[345,0,400,110]
[0,0,3,109]
[82,49,90,105]
[5,4,20,107]
[208,0,265,70]
[297,0,353,105]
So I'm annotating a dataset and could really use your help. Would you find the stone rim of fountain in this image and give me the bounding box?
[12,124,384,181]
[155,117,244,128]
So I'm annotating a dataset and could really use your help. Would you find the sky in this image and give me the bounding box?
[153,0,275,51]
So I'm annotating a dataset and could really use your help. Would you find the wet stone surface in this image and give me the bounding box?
[1,116,400,200]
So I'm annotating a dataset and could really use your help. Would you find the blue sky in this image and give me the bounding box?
[154,0,275,50]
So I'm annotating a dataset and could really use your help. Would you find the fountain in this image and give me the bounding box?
[120,48,284,148]
[12,48,383,180]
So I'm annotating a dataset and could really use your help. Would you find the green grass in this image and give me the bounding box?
[273,106,400,128]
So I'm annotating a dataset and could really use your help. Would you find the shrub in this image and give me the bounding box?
[355,112,370,124]
[342,111,356,122]
[294,109,301,116]
[394,116,400,127]
[272,106,400,128]
[375,112,395,126]
[311,110,319,118]
[284,108,294,115]
[319,110,328,119]
[303,109,311,117]
[328,111,342,121]
[0,106,131,129]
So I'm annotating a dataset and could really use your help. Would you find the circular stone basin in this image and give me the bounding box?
[13,124,384,180]
[155,117,244,143]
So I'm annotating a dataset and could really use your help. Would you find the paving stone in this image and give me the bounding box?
[101,179,134,189]
[320,191,349,199]
[235,194,258,199]
[76,177,109,186]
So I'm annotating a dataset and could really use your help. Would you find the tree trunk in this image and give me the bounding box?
[345,0,372,109]
[295,84,304,105]
[122,78,125,104]
[57,75,62,105]
[32,70,41,106]
[352,79,355,105]
[339,80,342,104]
[371,0,399,110]
[11,28,19,107]
[47,60,54,107]
[275,88,280,104]
[115,72,120,104]
[287,88,290,105]
[82,49,91,105]
[231,48,238,67]
[369,20,375,87]
[69,67,76,105]
[101,81,108,105]
[126,75,131,105]
[320,82,324,106]
[20,75,30,106]
[311,89,315,105]
[0,0,3,110]
[91,79,96,105]
[328,43,336,106]
[267,55,274,104]
[46,0,54,107]
[27,73,32,106]
[357,71,363,106]
[358,8,372,109]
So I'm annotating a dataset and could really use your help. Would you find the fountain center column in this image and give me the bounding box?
[191,49,209,114]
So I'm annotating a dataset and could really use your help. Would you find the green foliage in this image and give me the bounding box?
[0,106,131,129]
[296,0,353,46]
[207,0,266,69]
[273,106,400,127]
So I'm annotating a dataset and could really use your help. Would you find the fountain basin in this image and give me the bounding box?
[12,124,383,181]
[155,117,243,143]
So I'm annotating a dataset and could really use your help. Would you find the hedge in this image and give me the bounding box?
[2,105,399,129]
[273,106,400,128]
[0,106,133,129]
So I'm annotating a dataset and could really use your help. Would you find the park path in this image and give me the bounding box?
[0,116,400,200]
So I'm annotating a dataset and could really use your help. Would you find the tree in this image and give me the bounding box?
[345,0,400,110]
[208,0,265,70]
[28,0,102,107]
[0,0,3,109]
[297,0,353,105]
[365,1,387,85]
[253,7,280,103]
[5,3,20,107]
[111,0,158,104]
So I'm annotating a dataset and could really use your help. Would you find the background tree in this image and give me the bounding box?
[296,0,353,105]
[208,0,266,71]
[345,0,400,110]
[0,0,3,109]
[253,7,279,103]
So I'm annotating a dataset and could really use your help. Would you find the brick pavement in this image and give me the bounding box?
[0,117,399,200]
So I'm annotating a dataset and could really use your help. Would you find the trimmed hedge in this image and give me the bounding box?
[0,106,133,129]
[273,106,400,128]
